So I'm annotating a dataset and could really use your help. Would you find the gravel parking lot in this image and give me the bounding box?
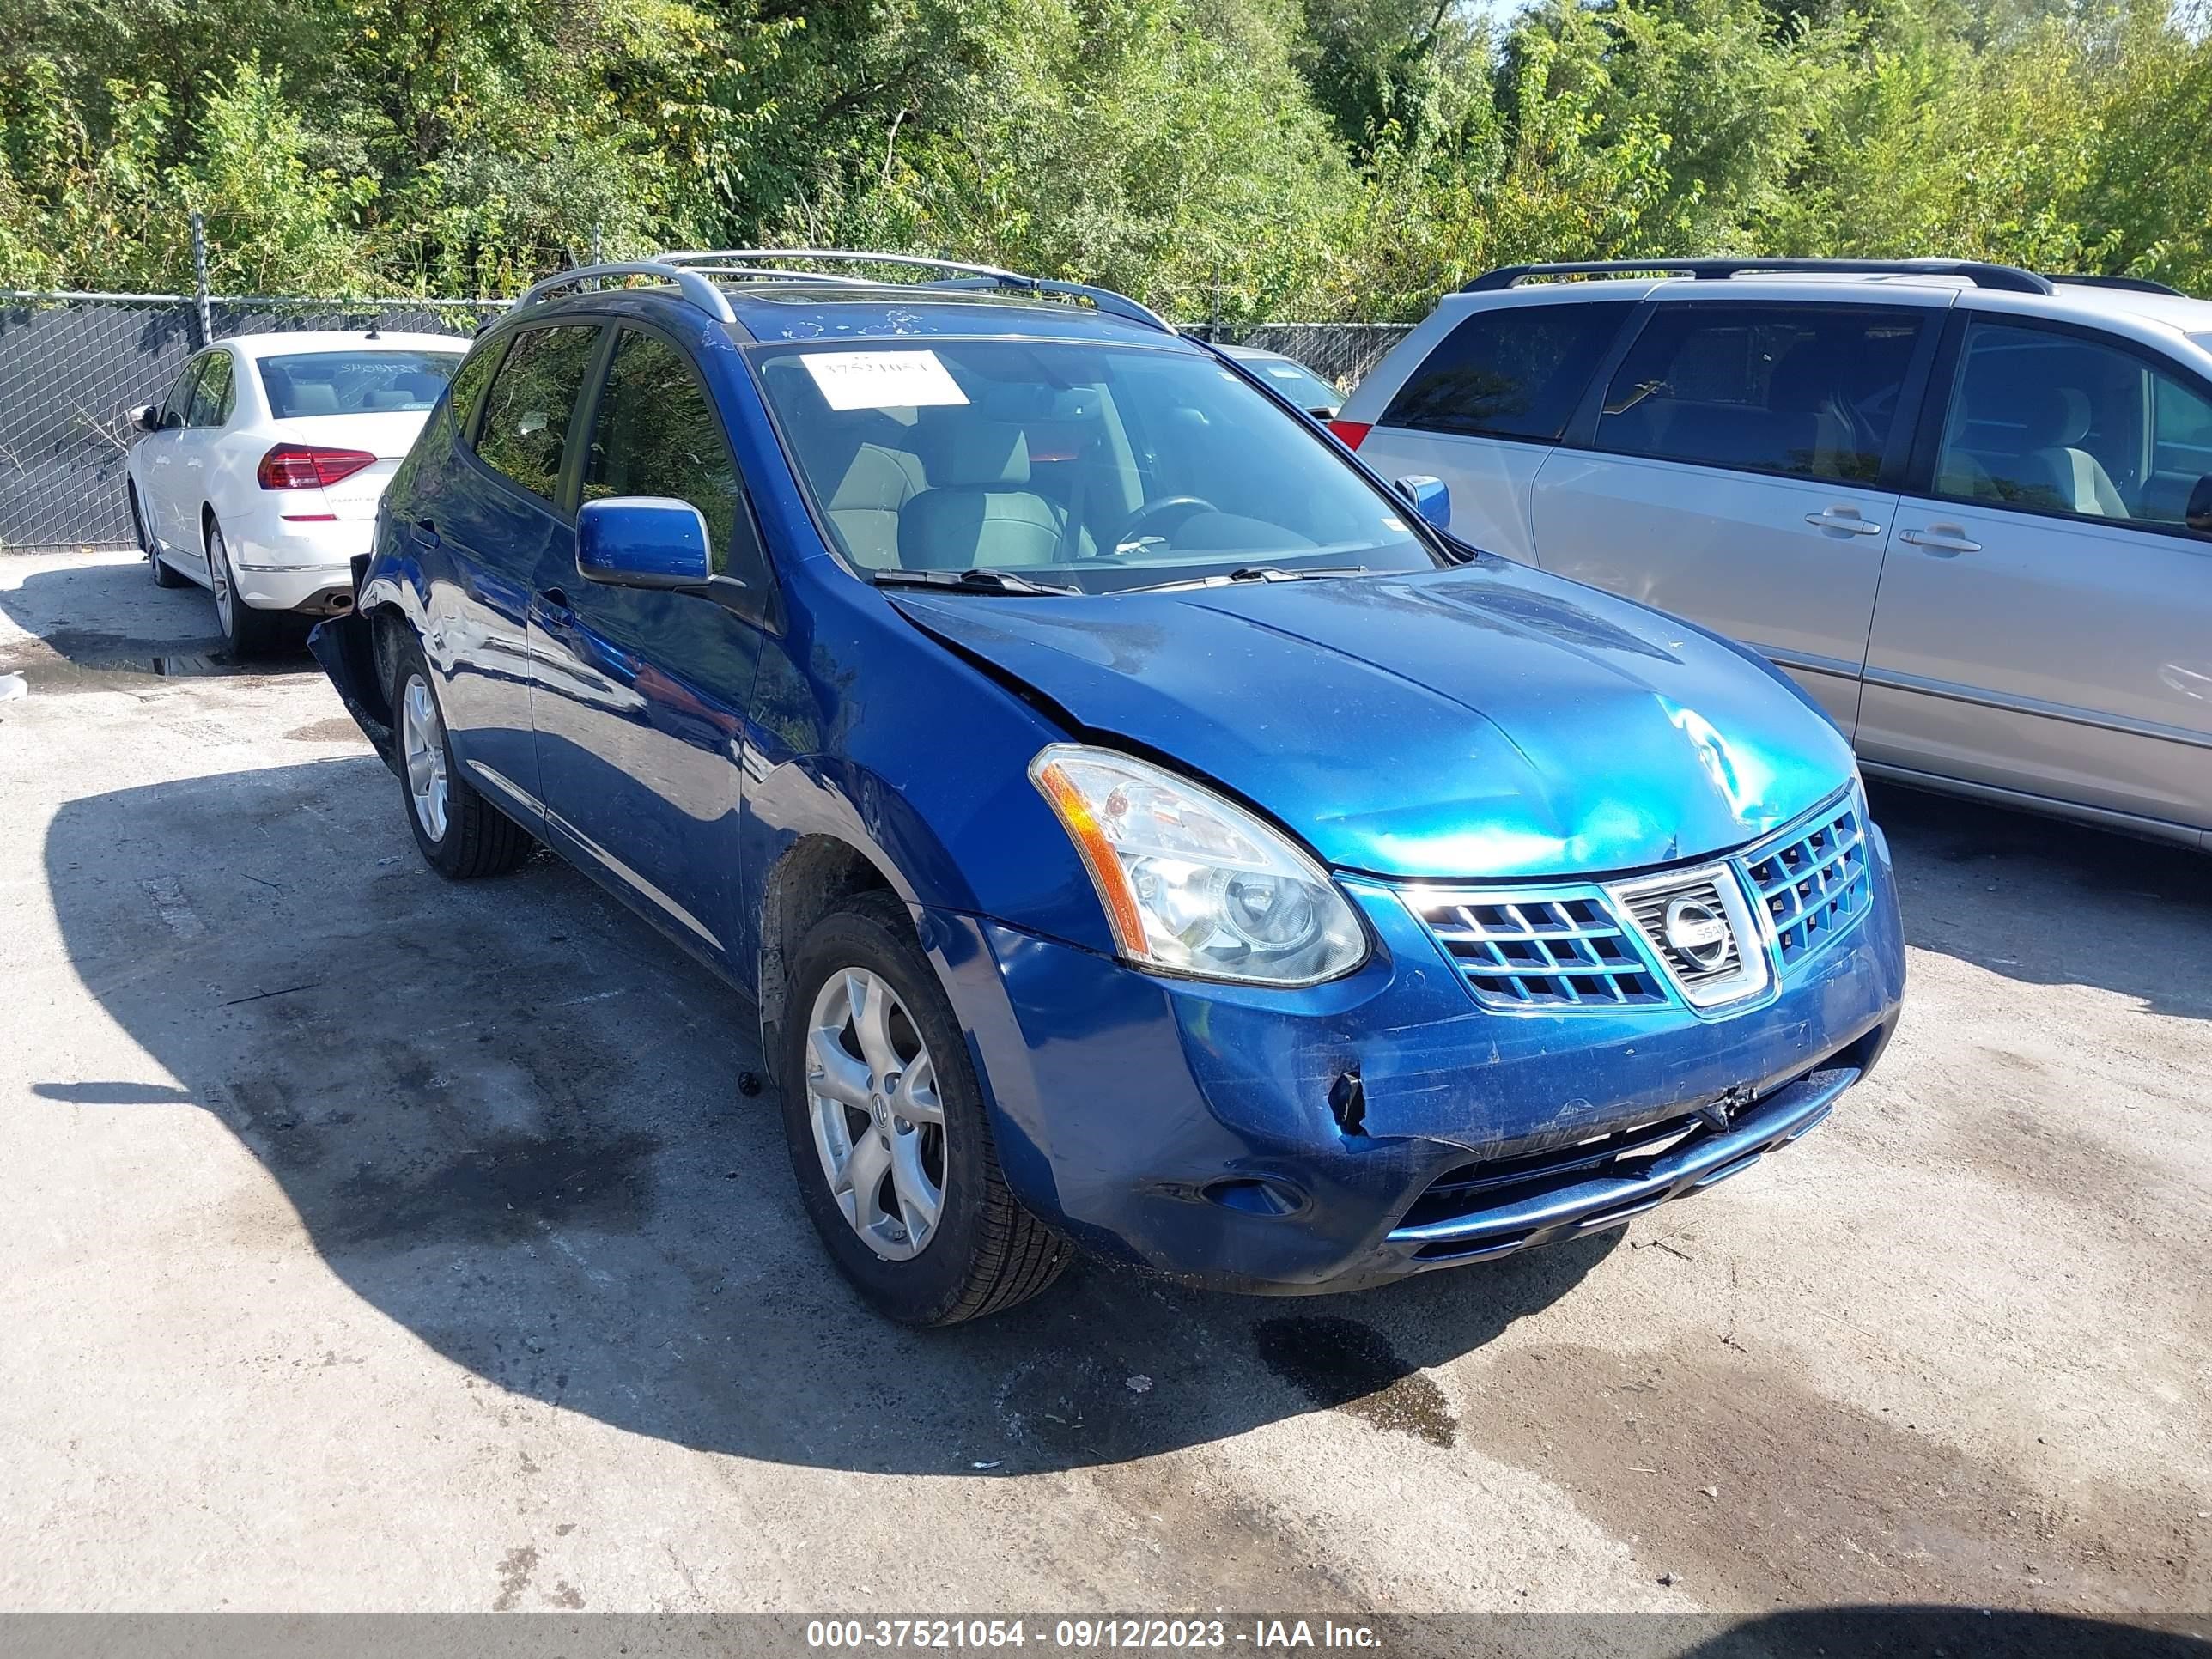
[1,549,2206,1626]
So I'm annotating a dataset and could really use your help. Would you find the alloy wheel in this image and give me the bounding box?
[804,967,947,1261]
[208,525,234,635]
[399,673,450,843]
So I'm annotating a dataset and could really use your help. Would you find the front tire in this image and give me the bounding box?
[780,891,1072,1325]
[205,515,290,658]
[389,629,533,879]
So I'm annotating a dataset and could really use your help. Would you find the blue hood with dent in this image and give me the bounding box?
[890,561,1856,882]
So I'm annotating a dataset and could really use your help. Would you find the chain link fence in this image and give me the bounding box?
[1196,322,1415,391]
[0,293,505,551]
[0,292,1407,552]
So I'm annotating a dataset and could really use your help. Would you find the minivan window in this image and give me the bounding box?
[584,328,764,584]
[472,325,601,504]
[186,350,234,427]
[1382,301,1634,443]
[1936,320,2212,527]
[258,349,460,420]
[757,340,1442,592]
[1595,303,1925,483]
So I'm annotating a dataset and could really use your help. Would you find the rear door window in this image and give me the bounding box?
[1381,301,1636,442]
[471,325,602,505]
[582,328,765,585]
[1595,303,1927,483]
[186,350,234,427]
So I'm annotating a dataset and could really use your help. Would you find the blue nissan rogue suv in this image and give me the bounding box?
[311,250,1906,1325]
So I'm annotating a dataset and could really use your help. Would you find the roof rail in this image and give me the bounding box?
[1462,258,2056,295]
[659,248,1026,283]
[514,249,1176,335]
[2045,272,2185,296]
[515,260,736,323]
[659,248,1176,334]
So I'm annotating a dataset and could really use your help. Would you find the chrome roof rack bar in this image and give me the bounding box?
[515,260,737,323]
[1462,258,2057,296]
[677,267,876,286]
[917,271,1175,333]
[1022,277,1174,333]
[659,249,1028,283]
[660,248,1176,333]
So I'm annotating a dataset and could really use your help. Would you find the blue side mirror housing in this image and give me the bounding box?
[1394,475,1450,532]
[576,496,714,590]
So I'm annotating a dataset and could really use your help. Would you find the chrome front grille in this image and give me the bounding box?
[1606,861,1771,1008]
[1618,874,1741,986]
[1404,791,1874,1012]
[1741,793,1871,967]
[1411,891,1666,1009]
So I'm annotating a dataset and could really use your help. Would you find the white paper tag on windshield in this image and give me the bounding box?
[800,349,969,411]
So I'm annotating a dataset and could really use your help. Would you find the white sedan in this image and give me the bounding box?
[125,330,465,655]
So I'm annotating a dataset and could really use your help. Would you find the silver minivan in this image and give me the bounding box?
[1334,258,2212,852]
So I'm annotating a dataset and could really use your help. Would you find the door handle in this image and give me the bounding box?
[1899,526,1981,554]
[537,586,574,620]
[1804,507,1885,535]
[410,518,441,548]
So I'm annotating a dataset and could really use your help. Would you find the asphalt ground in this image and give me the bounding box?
[1,549,2204,1632]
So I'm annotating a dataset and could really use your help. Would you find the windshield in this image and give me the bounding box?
[753,339,1441,593]
[257,349,461,419]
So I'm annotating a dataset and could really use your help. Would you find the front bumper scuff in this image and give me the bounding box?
[922,823,1905,1294]
[1382,1055,1857,1263]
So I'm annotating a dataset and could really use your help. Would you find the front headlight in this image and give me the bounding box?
[1029,744,1367,987]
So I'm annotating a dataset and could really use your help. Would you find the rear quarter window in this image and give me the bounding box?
[1382,301,1636,442]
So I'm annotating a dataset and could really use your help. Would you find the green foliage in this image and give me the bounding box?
[794,0,1354,322]
[2,0,2208,309]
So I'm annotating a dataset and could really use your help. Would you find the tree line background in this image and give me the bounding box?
[3,0,2207,320]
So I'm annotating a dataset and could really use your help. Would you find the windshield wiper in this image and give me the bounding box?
[1124,565,1368,593]
[871,567,1081,597]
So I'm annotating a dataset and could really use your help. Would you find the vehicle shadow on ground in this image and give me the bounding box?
[0,555,317,686]
[1661,1607,2203,1659]
[1373,1608,2207,1659]
[1869,780,2211,1020]
[43,755,1617,1476]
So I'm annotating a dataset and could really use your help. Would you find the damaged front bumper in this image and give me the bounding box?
[923,830,1905,1294]
[306,571,396,771]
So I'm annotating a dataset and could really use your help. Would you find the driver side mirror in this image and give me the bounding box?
[1394,474,1450,532]
[576,496,714,591]
[2188,474,2212,538]
[128,404,160,434]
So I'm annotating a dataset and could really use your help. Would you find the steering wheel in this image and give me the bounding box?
[1108,495,1216,554]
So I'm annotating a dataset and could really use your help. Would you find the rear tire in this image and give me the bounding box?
[135,489,187,587]
[206,515,292,658]
[388,629,533,879]
[780,890,1071,1325]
